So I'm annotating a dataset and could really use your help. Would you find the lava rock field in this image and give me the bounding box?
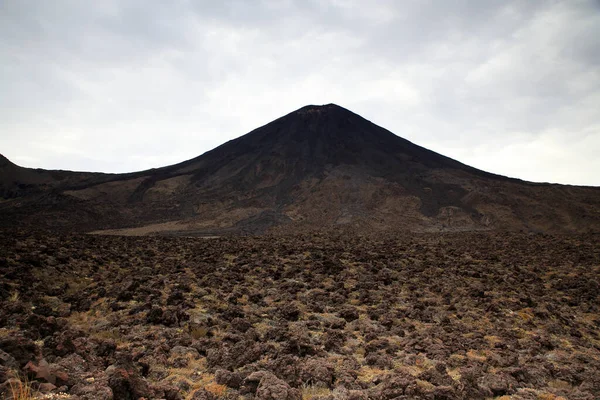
[0,231,599,399]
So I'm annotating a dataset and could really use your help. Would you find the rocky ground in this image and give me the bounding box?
[0,230,599,399]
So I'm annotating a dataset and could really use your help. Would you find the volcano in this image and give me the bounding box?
[1,104,599,235]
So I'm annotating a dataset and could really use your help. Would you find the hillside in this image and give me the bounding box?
[1,104,599,234]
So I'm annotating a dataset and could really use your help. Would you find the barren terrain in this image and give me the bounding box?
[1,231,599,399]
[3,105,600,235]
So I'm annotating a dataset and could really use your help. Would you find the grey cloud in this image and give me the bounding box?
[0,0,599,184]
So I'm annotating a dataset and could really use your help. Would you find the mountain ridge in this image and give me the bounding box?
[1,104,600,235]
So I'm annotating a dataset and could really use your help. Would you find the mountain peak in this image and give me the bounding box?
[2,104,599,235]
[296,103,343,113]
[294,103,356,118]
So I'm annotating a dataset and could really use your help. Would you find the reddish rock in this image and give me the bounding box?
[215,369,244,389]
[24,359,70,386]
[37,382,57,393]
[243,371,301,400]
[190,389,216,400]
[70,383,113,400]
[107,366,150,400]
[300,358,335,388]
[0,336,40,368]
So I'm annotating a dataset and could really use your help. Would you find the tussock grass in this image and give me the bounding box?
[9,290,19,302]
[301,383,332,399]
[8,377,35,400]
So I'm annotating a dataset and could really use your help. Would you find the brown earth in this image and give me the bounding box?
[1,230,599,399]
[2,104,600,235]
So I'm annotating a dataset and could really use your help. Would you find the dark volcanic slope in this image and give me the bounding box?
[1,104,600,234]
[177,105,494,215]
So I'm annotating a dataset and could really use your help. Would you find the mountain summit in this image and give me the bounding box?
[1,104,599,234]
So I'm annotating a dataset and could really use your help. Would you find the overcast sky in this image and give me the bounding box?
[1,1,599,185]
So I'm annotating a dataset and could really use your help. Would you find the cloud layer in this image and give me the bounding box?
[1,0,599,185]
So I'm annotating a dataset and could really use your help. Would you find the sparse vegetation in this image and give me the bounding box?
[202,381,228,397]
[188,325,210,340]
[0,231,599,399]
[9,290,19,302]
[301,383,332,399]
[8,378,34,400]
